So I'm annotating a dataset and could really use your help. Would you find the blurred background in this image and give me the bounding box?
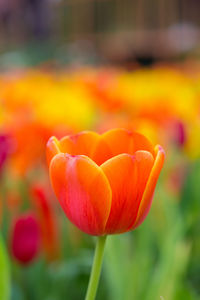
[1,0,200,67]
[0,1,200,300]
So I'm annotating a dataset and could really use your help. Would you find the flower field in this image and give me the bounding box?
[0,65,200,300]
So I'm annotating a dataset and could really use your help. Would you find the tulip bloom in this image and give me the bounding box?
[11,213,40,264]
[47,129,165,236]
[31,184,59,260]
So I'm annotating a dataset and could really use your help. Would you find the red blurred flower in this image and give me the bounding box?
[31,184,59,260]
[46,128,165,236]
[11,213,40,264]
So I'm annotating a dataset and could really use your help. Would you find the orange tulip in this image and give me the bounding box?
[47,129,165,236]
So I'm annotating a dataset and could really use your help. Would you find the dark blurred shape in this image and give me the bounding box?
[134,54,156,67]
[0,0,51,43]
[22,0,51,39]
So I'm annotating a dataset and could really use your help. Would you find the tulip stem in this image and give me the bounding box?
[85,235,107,300]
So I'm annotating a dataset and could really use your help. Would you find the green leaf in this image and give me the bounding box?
[0,233,10,300]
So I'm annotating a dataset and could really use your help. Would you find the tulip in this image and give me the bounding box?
[47,128,165,236]
[31,184,59,260]
[47,128,165,300]
[0,134,12,175]
[11,213,40,265]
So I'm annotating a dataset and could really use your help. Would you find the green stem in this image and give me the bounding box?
[85,235,107,300]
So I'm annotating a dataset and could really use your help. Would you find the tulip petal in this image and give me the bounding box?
[130,145,165,230]
[60,131,100,159]
[131,131,155,155]
[100,151,154,234]
[49,153,112,235]
[94,128,154,165]
[46,136,61,166]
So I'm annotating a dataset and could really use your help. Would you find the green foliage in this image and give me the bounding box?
[0,234,10,300]
[2,146,200,300]
[103,167,199,300]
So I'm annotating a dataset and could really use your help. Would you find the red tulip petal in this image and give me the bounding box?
[131,145,165,230]
[46,136,61,166]
[49,153,112,235]
[94,128,154,165]
[100,151,154,234]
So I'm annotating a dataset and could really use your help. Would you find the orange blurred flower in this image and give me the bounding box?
[8,118,51,176]
[47,129,165,236]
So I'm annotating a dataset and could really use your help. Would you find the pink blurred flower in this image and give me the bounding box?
[0,134,12,175]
